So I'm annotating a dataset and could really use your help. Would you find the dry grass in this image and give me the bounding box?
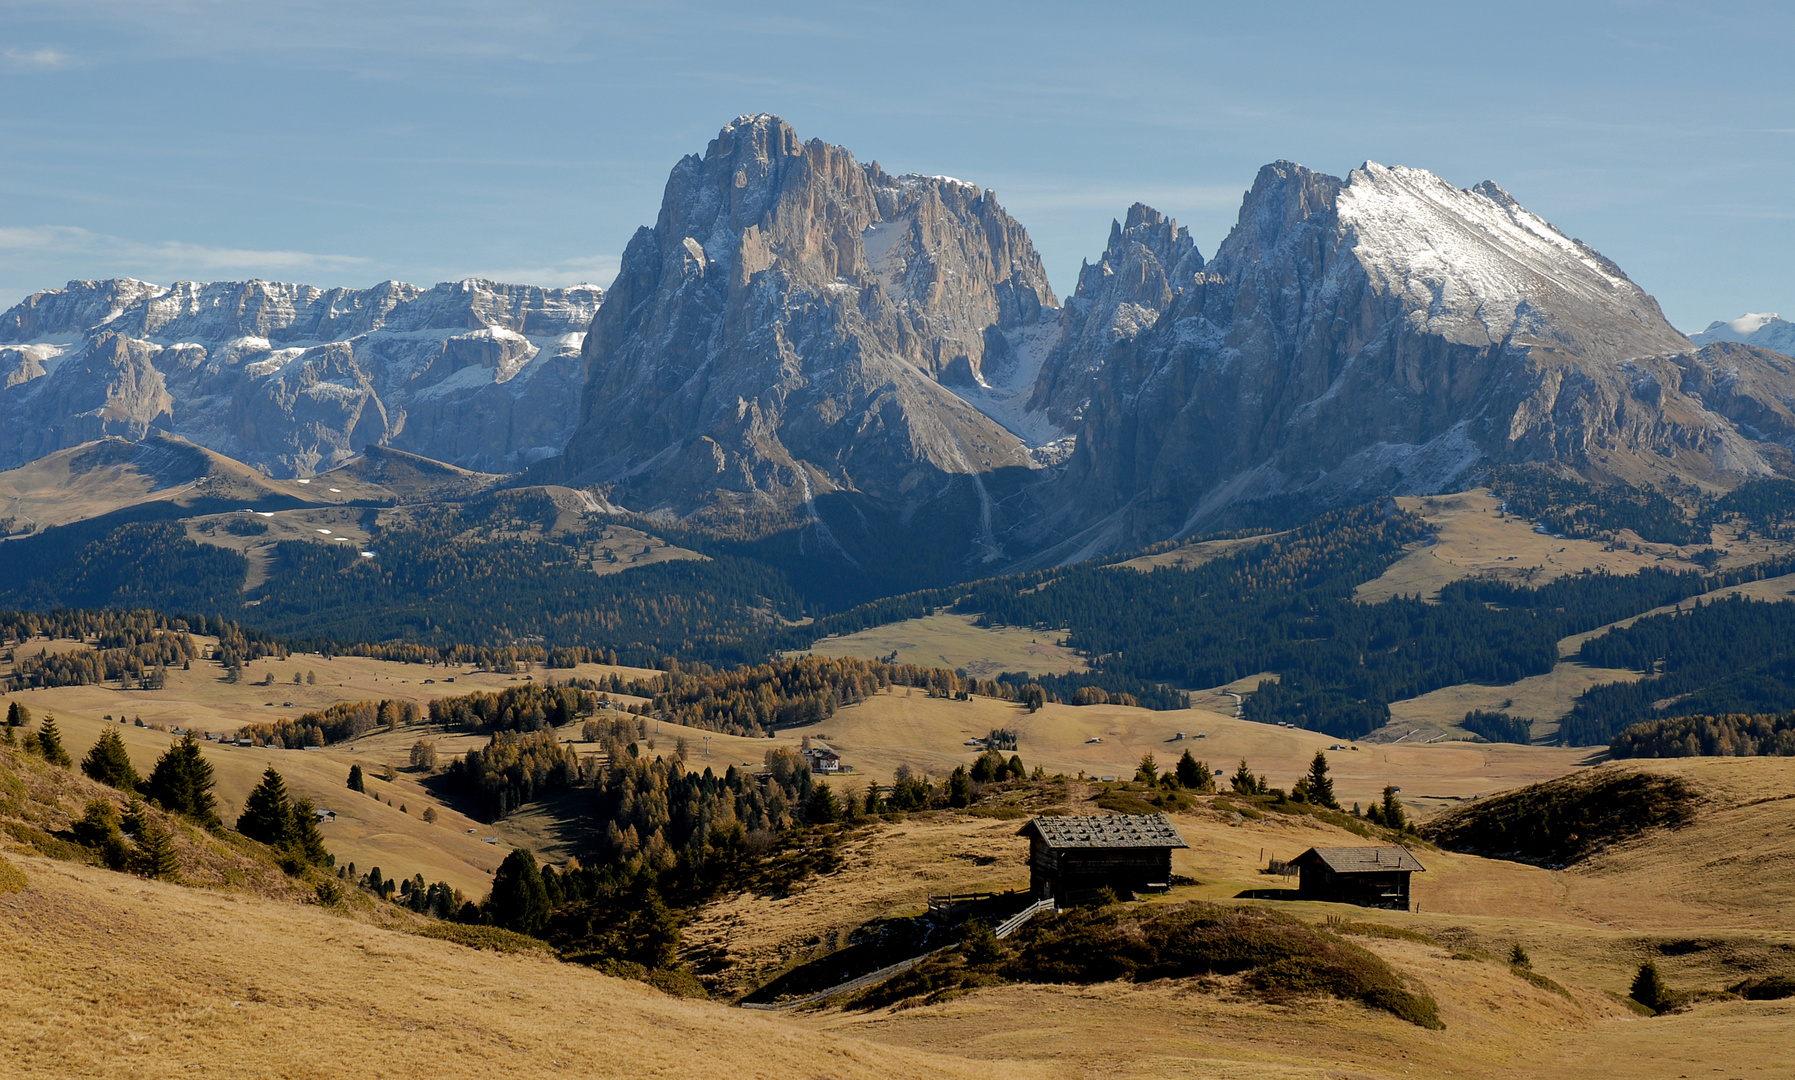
[1353,488,1793,603]
[1113,532,1283,573]
[0,851,1029,1080]
[812,690,1588,817]
[1383,660,1643,744]
[803,613,1087,679]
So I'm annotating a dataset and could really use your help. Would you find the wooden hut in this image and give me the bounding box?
[1288,846,1425,909]
[1018,814,1188,901]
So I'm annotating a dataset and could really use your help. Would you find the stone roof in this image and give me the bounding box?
[1292,846,1425,873]
[1019,813,1188,850]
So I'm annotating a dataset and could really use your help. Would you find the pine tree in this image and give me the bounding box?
[133,821,180,881]
[804,780,841,824]
[32,715,73,767]
[1230,759,1261,795]
[237,766,294,847]
[1135,753,1158,784]
[487,848,550,936]
[863,783,884,815]
[1175,750,1203,789]
[1380,785,1407,830]
[1305,751,1339,810]
[288,798,331,866]
[1631,961,1671,1013]
[143,734,220,827]
[947,765,972,808]
[81,728,141,792]
[5,701,29,729]
[347,763,365,792]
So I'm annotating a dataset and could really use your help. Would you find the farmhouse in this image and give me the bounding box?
[1288,846,1425,909]
[1019,813,1188,902]
[803,744,843,774]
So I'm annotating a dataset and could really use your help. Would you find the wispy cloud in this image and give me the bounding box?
[0,225,371,278]
[3,47,75,69]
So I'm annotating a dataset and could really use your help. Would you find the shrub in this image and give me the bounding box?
[1732,975,1795,1001]
[858,901,1442,1028]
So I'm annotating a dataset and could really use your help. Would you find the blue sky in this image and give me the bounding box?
[2,0,1791,331]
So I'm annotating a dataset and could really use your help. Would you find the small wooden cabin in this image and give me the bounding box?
[1019,814,1188,901]
[1289,846,1425,909]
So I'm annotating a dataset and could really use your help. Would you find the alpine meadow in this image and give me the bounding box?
[6,6,1795,1078]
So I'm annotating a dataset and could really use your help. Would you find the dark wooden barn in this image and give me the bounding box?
[1019,814,1188,901]
[1289,846,1425,909]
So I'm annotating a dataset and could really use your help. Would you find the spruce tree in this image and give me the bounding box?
[82,728,141,792]
[487,848,550,936]
[1305,751,1339,810]
[347,763,365,792]
[288,799,330,866]
[33,715,73,767]
[143,734,220,827]
[947,765,972,808]
[1230,759,1261,795]
[1380,785,1407,830]
[1631,961,1671,1013]
[1135,753,1158,784]
[863,783,884,815]
[804,781,841,824]
[1175,750,1203,790]
[133,821,180,881]
[6,701,30,729]
[237,766,294,847]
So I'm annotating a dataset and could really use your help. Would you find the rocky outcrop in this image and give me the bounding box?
[1043,161,1795,553]
[0,278,602,475]
[1029,203,1203,428]
[557,114,1056,530]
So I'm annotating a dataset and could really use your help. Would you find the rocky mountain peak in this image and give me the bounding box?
[0,277,602,475]
[1027,203,1204,428]
[1040,160,1795,555]
[1692,312,1795,356]
[560,115,1057,536]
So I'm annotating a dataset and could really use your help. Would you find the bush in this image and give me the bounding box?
[857,901,1442,1028]
[1732,975,1795,1001]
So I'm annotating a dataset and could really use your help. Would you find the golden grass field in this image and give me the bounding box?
[3,644,661,894]
[1353,488,1793,603]
[804,612,1087,678]
[7,751,1794,1079]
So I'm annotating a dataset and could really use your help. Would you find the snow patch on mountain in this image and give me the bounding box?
[1337,163,1641,348]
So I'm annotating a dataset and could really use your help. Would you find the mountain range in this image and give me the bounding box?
[5,113,1794,572]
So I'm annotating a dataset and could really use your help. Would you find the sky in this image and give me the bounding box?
[2,0,1792,332]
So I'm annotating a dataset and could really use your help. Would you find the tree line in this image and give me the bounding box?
[1562,596,1795,745]
[1608,710,1795,758]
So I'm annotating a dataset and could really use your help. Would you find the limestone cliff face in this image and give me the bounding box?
[1029,203,1203,429]
[559,114,1056,525]
[1046,161,1795,552]
[0,278,601,475]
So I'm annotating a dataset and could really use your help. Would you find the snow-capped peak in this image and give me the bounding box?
[1335,162,1664,350]
[1690,311,1795,355]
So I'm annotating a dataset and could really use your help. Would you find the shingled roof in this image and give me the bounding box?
[1291,846,1426,873]
[1019,813,1189,849]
